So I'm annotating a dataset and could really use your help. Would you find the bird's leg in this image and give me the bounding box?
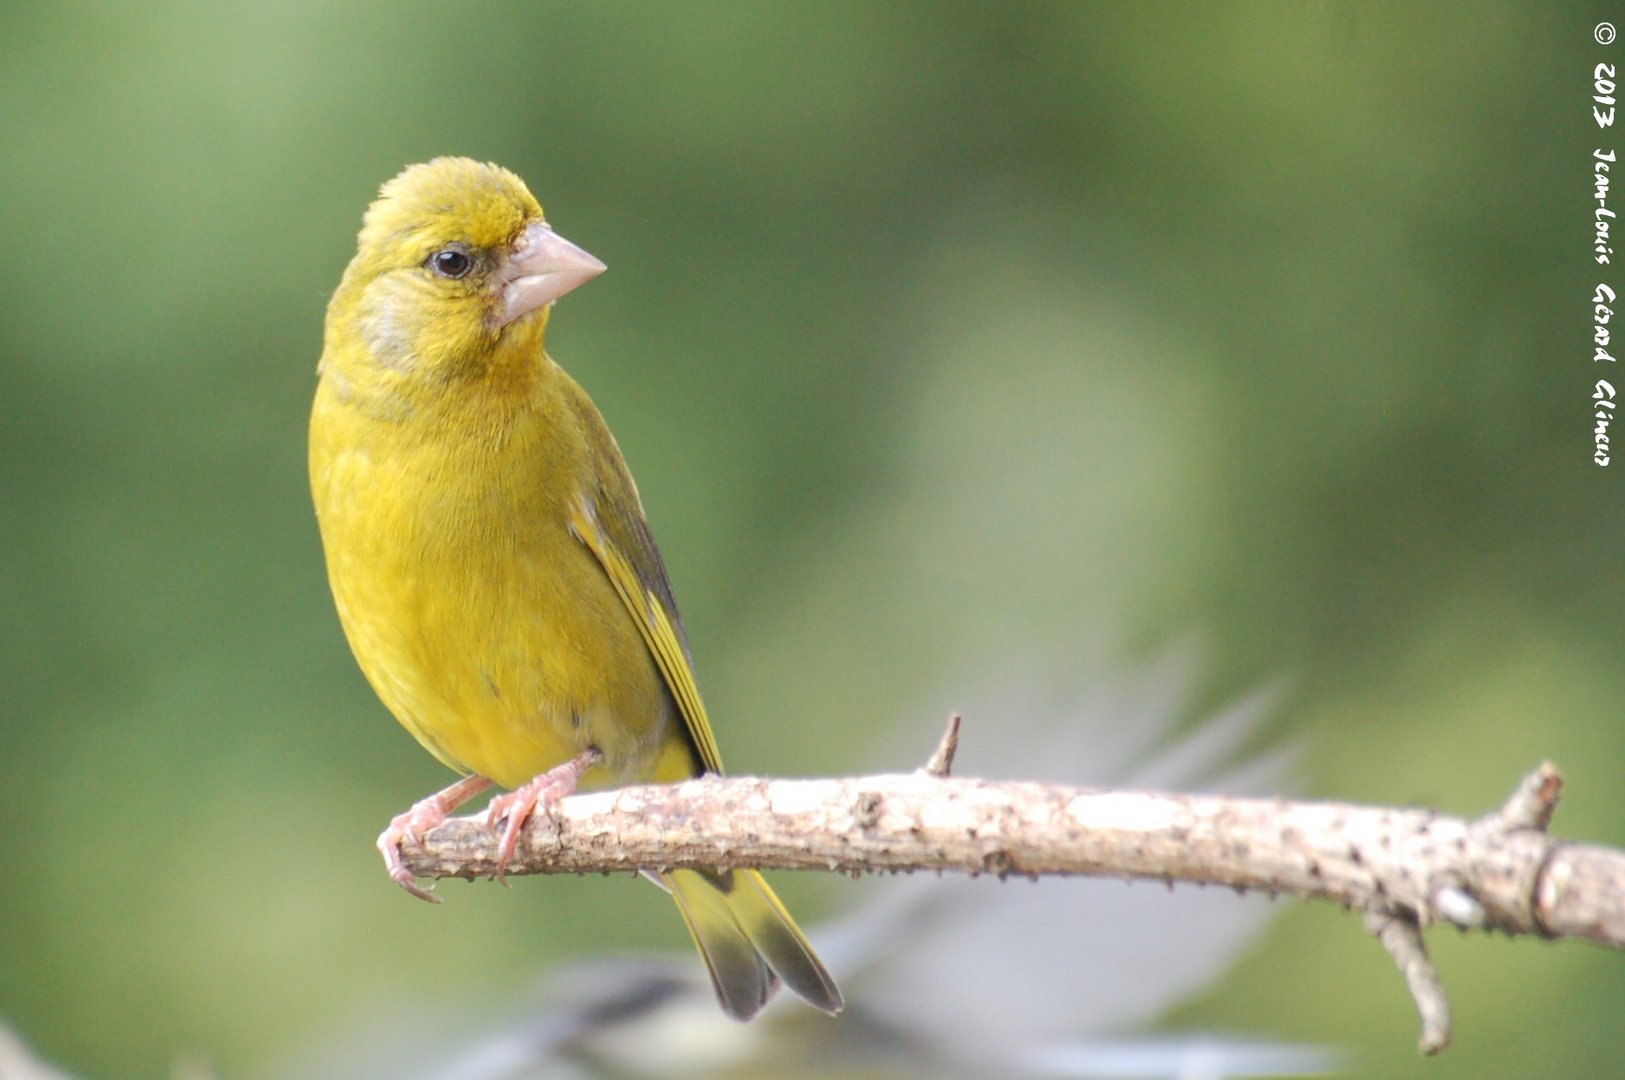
[486,747,603,882]
[378,774,495,903]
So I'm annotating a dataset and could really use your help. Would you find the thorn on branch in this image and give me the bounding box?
[920,713,962,777]
[1365,909,1451,1055]
[1496,761,1563,832]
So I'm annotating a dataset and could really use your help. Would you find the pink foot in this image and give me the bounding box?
[485,748,603,882]
[377,774,494,902]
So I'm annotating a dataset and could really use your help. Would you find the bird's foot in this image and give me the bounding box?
[486,747,603,882]
[377,774,494,902]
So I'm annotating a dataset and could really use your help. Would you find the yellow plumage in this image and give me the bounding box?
[309,157,840,1021]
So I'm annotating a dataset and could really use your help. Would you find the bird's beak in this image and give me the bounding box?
[498,222,606,327]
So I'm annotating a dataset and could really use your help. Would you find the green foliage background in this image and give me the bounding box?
[1,2,1619,1076]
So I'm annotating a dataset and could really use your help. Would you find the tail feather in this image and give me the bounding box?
[663,868,843,1021]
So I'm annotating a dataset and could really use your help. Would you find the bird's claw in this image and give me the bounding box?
[378,810,446,904]
[485,748,602,883]
[377,774,494,902]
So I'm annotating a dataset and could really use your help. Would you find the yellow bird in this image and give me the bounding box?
[309,157,841,1021]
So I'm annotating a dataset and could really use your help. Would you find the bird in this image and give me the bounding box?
[308,157,842,1022]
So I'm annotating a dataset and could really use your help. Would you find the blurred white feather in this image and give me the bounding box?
[0,1022,80,1080]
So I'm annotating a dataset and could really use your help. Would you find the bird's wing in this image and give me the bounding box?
[564,384,724,776]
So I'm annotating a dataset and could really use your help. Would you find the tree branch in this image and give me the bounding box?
[399,738,1622,1054]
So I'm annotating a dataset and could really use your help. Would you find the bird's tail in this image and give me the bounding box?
[661,867,843,1021]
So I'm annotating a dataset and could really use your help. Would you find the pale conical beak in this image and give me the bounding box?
[498,222,606,327]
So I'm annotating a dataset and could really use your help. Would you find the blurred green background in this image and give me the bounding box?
[2,1,1619,1076]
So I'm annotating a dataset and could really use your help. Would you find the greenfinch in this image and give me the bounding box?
[309,157,841,1021]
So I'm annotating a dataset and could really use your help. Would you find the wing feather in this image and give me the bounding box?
[563,380,724,776]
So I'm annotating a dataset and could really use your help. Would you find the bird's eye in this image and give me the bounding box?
[428,248,473,279]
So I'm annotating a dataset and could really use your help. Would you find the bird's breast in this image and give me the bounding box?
[310,385,672,789]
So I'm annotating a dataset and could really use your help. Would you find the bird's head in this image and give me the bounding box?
[326,157,605,382]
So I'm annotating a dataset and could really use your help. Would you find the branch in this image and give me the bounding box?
[400,730,1622,1054]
